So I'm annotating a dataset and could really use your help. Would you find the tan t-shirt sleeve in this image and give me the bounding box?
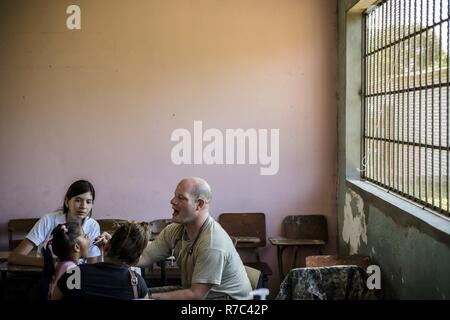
[191,248,226,285]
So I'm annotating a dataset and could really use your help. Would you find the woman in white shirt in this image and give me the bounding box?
[9,180,101,267]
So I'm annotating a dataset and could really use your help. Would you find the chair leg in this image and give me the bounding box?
[292,246,299,270]
[276,246,284,281]
[160,261,167,286]
[262,274,268,288]
[255,250,261,263]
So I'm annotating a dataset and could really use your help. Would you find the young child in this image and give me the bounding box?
[55,221,150,300]
[42,222,89,299]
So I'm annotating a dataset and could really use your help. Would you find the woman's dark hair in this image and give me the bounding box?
[42,222,84,282]
[63,180,95,217]
[107,221,150,265]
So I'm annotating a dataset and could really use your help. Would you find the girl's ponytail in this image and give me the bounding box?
[41,238,55,281]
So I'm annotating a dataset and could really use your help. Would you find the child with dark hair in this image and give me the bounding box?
[41,222,89,299]
[55,221,150,300]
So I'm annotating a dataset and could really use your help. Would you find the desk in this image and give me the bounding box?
[143,259,181,287]
[0,251,10,262]
[269,237,325,280]
[233,236,260,248]
[0,261,42,280]
[234,236,260,243]
[0,261,43,302]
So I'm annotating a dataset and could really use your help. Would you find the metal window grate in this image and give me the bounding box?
[362,0,450,216]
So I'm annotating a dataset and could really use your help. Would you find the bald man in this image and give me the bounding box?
[139,177,252,300]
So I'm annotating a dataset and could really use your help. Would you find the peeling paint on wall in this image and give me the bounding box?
[342,189,367,254]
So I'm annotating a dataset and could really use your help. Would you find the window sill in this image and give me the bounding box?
[346,178,450,237]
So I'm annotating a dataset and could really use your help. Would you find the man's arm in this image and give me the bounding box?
[137,230,175,267]
[150,283,212,300]
[137,241,157,267]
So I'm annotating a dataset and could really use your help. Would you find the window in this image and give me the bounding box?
[362,0,450,216]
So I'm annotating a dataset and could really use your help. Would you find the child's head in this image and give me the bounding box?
[63,180,95,222]
[50,222,89,261]
[105,221,150,266]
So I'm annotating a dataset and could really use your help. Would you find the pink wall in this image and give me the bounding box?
[0,0,337,293]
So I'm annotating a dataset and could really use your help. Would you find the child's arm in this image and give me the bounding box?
[8,239,44,267]
[49,284,64,300]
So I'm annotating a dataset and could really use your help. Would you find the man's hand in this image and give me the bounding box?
[151,283,212,300]
[93,232,112,248]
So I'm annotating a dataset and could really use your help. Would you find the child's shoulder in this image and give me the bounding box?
[55,260,78,279]
[57,260,77,270]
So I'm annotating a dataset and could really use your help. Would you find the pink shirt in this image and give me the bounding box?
[48,260,77,299]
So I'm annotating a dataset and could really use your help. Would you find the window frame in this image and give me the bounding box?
[360,0,450,218]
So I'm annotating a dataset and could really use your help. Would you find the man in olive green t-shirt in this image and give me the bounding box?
[139,177,252,300]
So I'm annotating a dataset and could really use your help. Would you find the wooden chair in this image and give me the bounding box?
[218,212,273,286]
[149,219,172,241]
[244,265,262,290]
[269,215,328,280]
[8,218,39,250]
[97,219,127,235]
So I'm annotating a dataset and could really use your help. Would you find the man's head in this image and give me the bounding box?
[170,177,212,225]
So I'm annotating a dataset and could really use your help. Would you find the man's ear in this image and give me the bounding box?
[64,197,69,208]
[73,242,81,253]
[196,199,205,210]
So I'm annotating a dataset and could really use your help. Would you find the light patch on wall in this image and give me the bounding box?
[342,189,367,254]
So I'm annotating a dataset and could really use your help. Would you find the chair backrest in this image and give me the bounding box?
[218,213,266,248]
[244,265,262,290]
[230,236,238,247]
[283,215,328,242]
[97,219,128,235]
[149,219,172,240]
[8,218,39,250]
